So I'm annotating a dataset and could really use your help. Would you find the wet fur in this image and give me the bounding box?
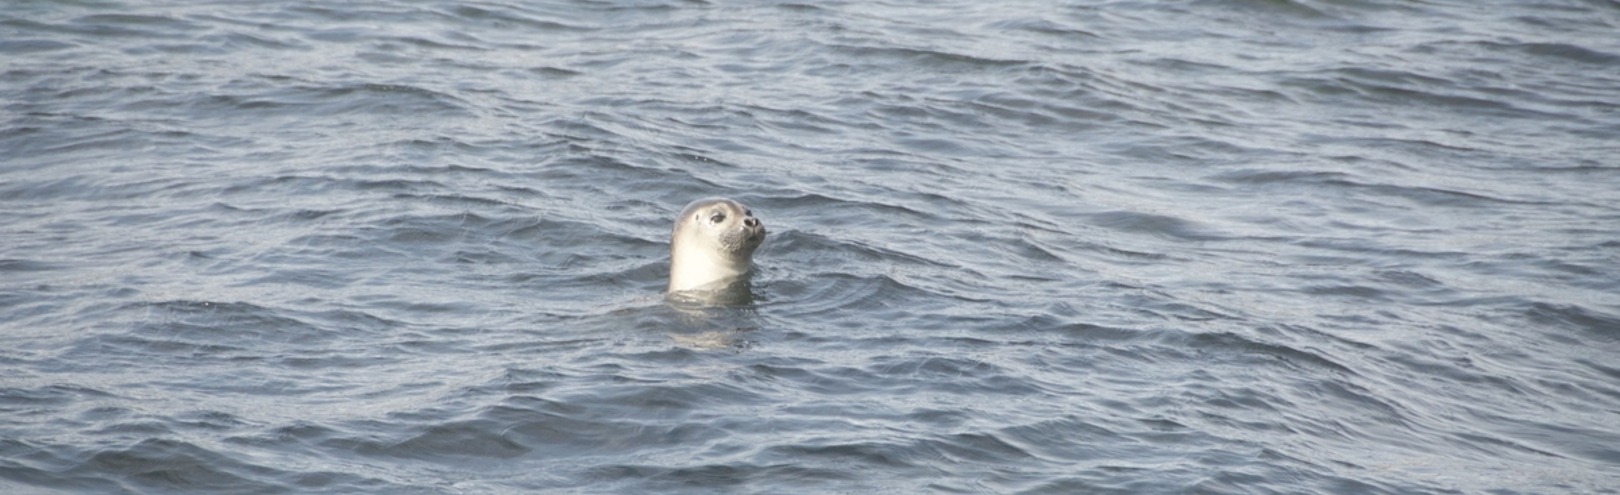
[668,198,765,293]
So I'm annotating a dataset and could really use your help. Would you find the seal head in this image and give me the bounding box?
[668,197,765,293]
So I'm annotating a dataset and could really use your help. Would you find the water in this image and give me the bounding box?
[3,0,1619,492]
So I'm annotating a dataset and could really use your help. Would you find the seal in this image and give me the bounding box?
[668,197,766,293]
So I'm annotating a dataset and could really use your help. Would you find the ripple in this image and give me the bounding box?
[1526,302,1620,339]
[71,439,287,494]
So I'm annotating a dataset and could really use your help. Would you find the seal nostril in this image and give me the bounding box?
[744,218,758,227]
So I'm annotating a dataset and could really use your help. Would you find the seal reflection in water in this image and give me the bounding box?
[667,197,766,304]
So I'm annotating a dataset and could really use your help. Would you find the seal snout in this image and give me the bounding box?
[744,215,765,242]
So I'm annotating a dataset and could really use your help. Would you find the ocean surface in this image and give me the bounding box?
[3,0,1619,493]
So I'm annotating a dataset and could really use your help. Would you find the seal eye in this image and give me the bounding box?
[710,212,726,224]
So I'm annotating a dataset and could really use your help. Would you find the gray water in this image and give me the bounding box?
[3,0,1619,493]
